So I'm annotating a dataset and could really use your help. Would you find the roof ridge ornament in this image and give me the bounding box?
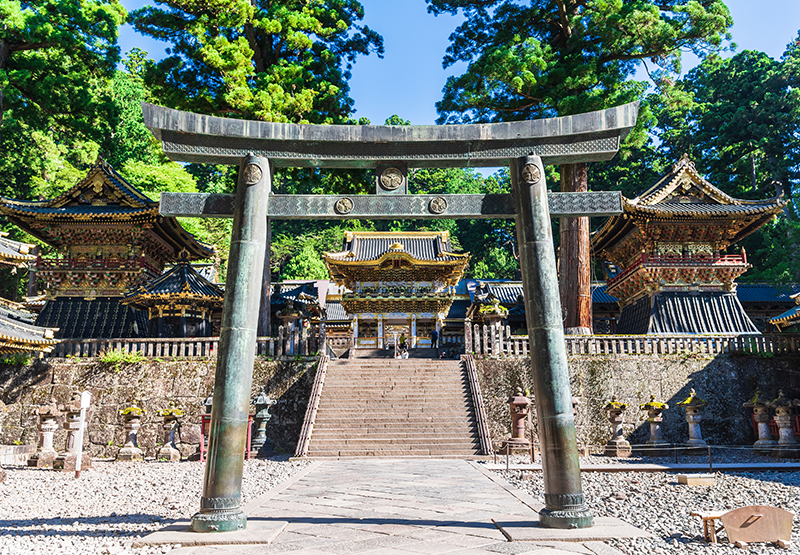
[673,153,696,173]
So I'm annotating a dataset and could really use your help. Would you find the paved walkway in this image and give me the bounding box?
[141,459,648,555]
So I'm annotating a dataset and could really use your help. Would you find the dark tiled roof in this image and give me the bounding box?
[0,234,35,267]
[736,284,800,303]
[636,202,783,217]
[770,305,800,326]
[0,162,215,260]
[36,297,142,338]
[445,299,470,320]
[275,282,320,306]
[327,233,462,262]
[124,258,224,306]
[0,301,58,352]
[324,301,348,321]
[617,292,759,335]
[592,284,619,304]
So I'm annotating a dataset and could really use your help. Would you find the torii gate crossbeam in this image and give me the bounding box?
[142,101,639,533]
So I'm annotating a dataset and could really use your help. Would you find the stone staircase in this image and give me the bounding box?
[305,356,483,458]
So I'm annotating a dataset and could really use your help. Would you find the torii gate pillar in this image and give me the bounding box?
[512,155,592,528]
[191,154,270,533]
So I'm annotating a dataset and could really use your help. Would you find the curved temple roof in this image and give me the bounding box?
[142,102,639,168]
[0,161,215,260]
[592,155,787,254]
[123,251,224,309]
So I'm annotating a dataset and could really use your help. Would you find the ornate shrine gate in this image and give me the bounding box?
[143,101,639,533]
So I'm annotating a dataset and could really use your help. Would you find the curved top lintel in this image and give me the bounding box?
[142,102,639,168]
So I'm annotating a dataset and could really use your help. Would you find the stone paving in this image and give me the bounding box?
[142,459,648,555]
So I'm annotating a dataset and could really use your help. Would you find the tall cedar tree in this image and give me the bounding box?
[0,0,125,133]
[428,0,732,330]
[130,0,383,124]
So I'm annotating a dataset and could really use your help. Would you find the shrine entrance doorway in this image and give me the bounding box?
[143,101,638,533]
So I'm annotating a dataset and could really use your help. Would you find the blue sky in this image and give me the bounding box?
[118,0,800,126]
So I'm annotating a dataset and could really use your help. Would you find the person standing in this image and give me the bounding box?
[430,328,439,349]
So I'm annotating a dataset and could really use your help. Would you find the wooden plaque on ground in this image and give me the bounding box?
[720,505,794,545]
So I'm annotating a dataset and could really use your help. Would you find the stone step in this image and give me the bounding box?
[309,437,481,446]
[309,429,479,437]
[305,448,482,457]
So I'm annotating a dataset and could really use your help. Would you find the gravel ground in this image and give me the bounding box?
[497,467,800,554]
[0,457,310,555]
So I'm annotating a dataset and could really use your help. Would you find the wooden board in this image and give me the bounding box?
[720,505,794,544]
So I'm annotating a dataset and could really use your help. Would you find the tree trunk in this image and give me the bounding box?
[558,163,592,334]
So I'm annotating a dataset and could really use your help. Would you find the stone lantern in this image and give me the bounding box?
[53,392,92,471]
[770,391,798,458]
[603,396,631,457]
[117,404,145,461]
[506,388,532,448]
[251,389,276,457]
[639,395,669,456]
[677,388,707,450]
[203,390,214,414]
[27,404,62,468]
[743,389,776,455]
[157,404,184,462]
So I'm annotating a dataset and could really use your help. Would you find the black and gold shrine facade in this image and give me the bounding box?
[323,231,469,289]
[591,155,785,335]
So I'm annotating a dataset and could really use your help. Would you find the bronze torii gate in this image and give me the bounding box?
[143,101,639,533]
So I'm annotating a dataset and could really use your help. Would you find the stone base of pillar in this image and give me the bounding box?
[251,440,274,459]
[53,453,92,472]
[604,440,631,458]
[539,493,594,529]
[27,451,57,468]
[157,446,181,462]
[117,446,144,461]
[191,509,247,533]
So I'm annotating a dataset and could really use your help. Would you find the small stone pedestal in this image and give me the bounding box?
[744,390,777,455]
[251,390,275,458]
[157,407,183,462]
[603,397,631,458]
[771,391,799,459]
[27,405,61,468]
[117,407,144,461]
[678,388,707,454]
[53,393,92,472]
[638,395,670,457]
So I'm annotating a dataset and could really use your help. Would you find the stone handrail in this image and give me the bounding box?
[294,354,329,458]
[462,354,493,456]
[47,330,317,359]
[469,324,800,357]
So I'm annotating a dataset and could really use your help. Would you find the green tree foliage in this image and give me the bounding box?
[130,0,383,124]
[0,0,125,131]
[279,243,330,281]
[427,0,731,130]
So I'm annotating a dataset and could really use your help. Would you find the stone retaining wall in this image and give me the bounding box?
[0,357,317,459]
[476,352,800,449]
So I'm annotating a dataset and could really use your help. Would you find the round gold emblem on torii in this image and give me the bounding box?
[379,167,405,191]
[521,163,541,184]
[243,163,263,185]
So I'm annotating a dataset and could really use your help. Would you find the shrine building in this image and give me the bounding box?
[0,161,215,338]
[591,155,786,334]
[122,249,224,338]
[322,231,469,349]
[0,234,58,353]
